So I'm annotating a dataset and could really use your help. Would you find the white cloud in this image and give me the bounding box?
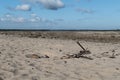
[29,17,41,22]
[30,13,37,17]
[22,0,65,10]
[15,4,31,11]
[14,17,25,22]
[29,13,42,22]
[0,14,26,22]
[39,0,64,10]
[76,8,94,14]
[0,18,5,21]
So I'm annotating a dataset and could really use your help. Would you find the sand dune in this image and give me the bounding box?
[0,32,120,80]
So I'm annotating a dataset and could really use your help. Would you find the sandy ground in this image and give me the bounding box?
[0,33,120,80]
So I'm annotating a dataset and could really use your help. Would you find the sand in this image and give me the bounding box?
[0,32,120,80]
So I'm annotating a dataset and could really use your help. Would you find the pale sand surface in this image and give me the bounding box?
[0,33,120,80]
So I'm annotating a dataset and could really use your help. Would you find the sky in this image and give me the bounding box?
[0,0,120,30]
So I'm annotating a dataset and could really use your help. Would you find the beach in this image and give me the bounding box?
[0,31,120,80]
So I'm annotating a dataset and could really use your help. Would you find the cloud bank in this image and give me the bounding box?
[0,13,57,26]
[0,13,60,29]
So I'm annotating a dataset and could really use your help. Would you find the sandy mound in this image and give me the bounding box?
[0,34,120,80]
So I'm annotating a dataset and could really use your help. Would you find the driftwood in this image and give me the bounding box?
[76,41,86,51]
[61,41,93,60]
[76,41,91,55]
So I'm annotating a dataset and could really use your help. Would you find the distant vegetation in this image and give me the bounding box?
[0,31,120,43]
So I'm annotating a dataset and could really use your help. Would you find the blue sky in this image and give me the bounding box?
[0,0,120,30]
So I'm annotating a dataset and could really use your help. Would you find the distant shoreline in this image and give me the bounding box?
[0,29,120,31]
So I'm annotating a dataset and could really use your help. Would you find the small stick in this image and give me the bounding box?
[76,41,86,51]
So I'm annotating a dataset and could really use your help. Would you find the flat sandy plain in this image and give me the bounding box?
[0,31,120,80]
